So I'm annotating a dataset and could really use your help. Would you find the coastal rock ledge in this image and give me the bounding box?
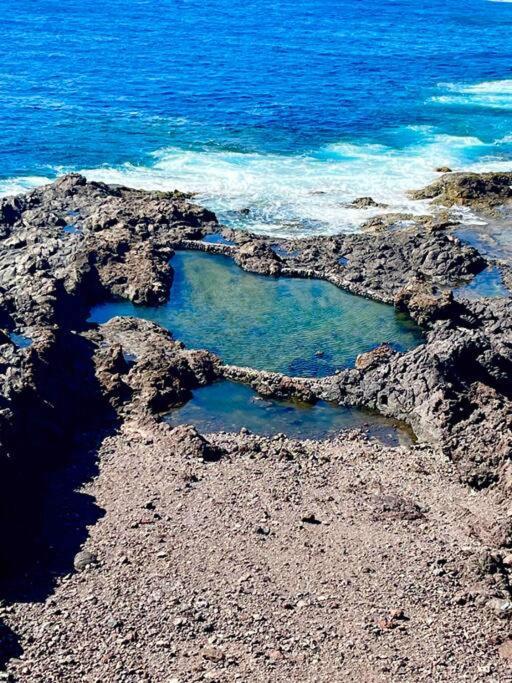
[0,174,510,681]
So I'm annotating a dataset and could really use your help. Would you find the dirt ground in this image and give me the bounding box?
[3,419,512,682]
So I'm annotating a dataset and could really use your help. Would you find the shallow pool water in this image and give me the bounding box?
[9,332,32,348]
[89,250,422,377]
[165,380,412,446]
[454,266,509,300]
[201,234,235,246]
[455,224,512,264]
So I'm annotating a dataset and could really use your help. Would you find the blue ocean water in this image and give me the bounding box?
[1,0,512,234]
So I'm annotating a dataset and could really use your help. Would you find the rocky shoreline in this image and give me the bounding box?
[0,173,510,681]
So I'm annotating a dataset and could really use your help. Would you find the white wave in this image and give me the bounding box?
[432,79,512,109]
[78,132,504,236]
[0,176,50,197]
[2,130,511,237]
[443,80,512,94]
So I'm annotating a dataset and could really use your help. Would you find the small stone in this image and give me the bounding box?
[267,649,284,662]
[301,513,321,525]
[487,598,512,617]
[202,646,225,662]
[106,616,122,630]
[499,639,512,661]
[73,550,97,572]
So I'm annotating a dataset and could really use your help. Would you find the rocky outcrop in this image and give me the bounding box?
[410,171,512,213]
[0,174,509,681]
[346,196,388,209]
[88,317,219,414]
[0,173,509,579]
[0,176,220,569]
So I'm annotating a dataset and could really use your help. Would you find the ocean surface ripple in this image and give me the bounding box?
[1,0,512,235]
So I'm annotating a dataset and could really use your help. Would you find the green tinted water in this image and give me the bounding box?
[165,380,412,446]
[89,251,422,377]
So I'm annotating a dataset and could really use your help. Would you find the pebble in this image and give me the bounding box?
[202,646,225,662]
[487,598,512,616]
[73,550,97,572]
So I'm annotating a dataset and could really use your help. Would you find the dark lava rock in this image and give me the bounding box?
[347,196,388,209]
[410,171,512,213]
[0,173,509,584]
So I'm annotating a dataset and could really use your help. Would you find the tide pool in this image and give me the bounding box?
[453,266,509,299]
[89,250,422,377]
[164,380,412,446]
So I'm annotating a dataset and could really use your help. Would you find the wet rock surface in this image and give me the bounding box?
[0,174,510,680]
[409,171,512,216]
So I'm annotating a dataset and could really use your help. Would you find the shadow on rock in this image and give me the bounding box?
[0,620,22,671]
[0,331,119,665]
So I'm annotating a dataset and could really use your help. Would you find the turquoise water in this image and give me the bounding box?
[1,1,512,235]
[89,250,422,377]
[165,380,411,446]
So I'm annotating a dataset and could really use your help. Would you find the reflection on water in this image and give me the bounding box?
[165,380,413,447]
[454,266,508,300]
[455,222,512,263]
[201,233,235,246]
[89,251,422,377]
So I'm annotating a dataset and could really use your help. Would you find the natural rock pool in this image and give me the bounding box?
[89,250,422,377]
[165,380,412,446]
[453,266,508,300]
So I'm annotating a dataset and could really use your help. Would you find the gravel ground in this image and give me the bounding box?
[3,420,512,682]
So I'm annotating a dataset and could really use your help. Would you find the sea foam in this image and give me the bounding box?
[432,80,512,110]
[0,128,510,237]
[75,131,508,236]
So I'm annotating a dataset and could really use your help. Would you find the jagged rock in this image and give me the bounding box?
[234,241,282,275]
[347,196,388,209]
[355,344,396,371]
[410,171,512,212]
[87,317,220,415]
[168,424,219,462]
[394,280,459,326]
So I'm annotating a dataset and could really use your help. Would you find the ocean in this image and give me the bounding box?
[1,0,512,235]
